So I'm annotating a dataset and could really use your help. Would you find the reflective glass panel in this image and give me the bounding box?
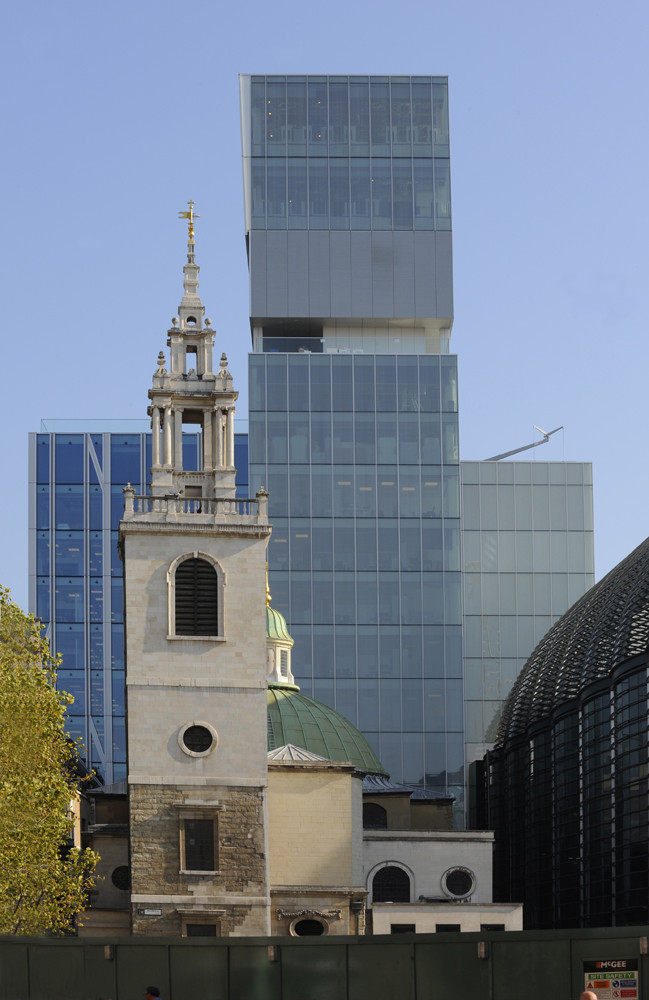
[111,436,140,485]
[37,435,50,483]
[55,436,84,482]
[55,531,84,576]
[55,485,83,530]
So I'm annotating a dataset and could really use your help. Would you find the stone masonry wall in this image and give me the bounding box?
[130,783,268,936]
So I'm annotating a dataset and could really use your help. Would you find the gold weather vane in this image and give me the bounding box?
[178,200,200,241]
[266,563,272,606]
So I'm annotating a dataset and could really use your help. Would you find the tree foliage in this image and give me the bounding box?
[0,586,98,934]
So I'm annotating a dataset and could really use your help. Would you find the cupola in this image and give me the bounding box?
[265,570,295,686]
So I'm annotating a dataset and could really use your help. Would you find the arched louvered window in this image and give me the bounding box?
[175,558,218,636]
[363,802,388,829]
[372,865,411,903]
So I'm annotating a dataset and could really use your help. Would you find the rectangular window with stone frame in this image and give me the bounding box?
[184,921,220,937]
[180,814,219,873]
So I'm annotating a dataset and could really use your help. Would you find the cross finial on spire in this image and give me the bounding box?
[178,200,199,240]
[178,200,200,263]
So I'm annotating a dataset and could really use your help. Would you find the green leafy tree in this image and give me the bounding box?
[0,586,98,934]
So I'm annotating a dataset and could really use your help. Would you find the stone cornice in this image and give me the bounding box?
[119,520,271,540]
[363,831,495,843]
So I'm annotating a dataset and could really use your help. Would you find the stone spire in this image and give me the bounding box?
[146,204,238,499]
[177,200,203,325]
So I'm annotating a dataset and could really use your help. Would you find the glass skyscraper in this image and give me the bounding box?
[240,75,462,804]
[248,354,462,796]
[460,460,595,772]
[28,424,248,784]
[240,74,453,353]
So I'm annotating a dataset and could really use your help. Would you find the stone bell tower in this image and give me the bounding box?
[119,204,272,937]
[149,201,237,500]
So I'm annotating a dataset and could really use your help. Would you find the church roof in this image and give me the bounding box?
[267,683,387,776]
[267,744,330,763]
[266,604,294,644]
[362,774,415,795]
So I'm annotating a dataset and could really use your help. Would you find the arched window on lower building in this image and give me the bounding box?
[372,865,411,903]
[363,802,388,829]
[175,558,218,636]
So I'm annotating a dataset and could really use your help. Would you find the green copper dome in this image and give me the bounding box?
[266,604,294,644]
[266,683,387,776]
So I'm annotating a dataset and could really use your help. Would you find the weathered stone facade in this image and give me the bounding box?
[267,762,367,936]
[271,888,366,936]
[130,783,268,935]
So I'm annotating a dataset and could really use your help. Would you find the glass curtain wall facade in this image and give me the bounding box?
[461,460,594,771]
[242,75,450,233]
[248,353,463,803]
[28,427,249,784]
[241,74,460,808]
[240,75,454,355]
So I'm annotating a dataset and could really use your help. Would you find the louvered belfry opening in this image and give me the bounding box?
[175,558,218,635]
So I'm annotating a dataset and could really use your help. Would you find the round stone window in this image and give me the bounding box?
[441,866,475,899]
[291,917,327,936]
[178,721,218,757]
[111,865,131,891]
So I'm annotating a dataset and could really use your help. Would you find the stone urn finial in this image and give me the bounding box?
[154,351,168,377]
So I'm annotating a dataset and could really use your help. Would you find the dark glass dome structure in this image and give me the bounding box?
[484,536,649,929]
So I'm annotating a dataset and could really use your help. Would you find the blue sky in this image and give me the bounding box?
[2,0,648,606]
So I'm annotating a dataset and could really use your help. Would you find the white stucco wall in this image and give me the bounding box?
[364,831,494,904]
[371,902,523,934]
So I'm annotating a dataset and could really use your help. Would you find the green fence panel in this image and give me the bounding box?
[415,939,490,1000]
[0,943,29,1000]
[82,944,117,1000]
[281,943,346,1000]
[348,941,414,1000]
[642,954,649,1000]
[492,938,571,1000]
[29,944,85,1000]
[116,944,169,1000]
[169,943,227,1000]
[2,927,649,1000]
[228,944,281,1000]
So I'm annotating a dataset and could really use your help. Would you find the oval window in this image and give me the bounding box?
[442,867,475,898]
[182,725,214,754]
[293,918,326,936]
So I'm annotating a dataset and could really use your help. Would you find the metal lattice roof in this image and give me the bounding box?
[266,683,387,775]
[498,535,649,744]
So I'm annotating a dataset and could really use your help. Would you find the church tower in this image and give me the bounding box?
[148,202,237,500]
[119,205,272,937]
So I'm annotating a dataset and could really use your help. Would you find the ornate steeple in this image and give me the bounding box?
[147,204,238,499]
[177,201,203,323]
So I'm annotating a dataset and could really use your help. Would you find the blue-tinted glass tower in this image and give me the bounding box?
[240,75,462,804]
[29,426,249,784]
